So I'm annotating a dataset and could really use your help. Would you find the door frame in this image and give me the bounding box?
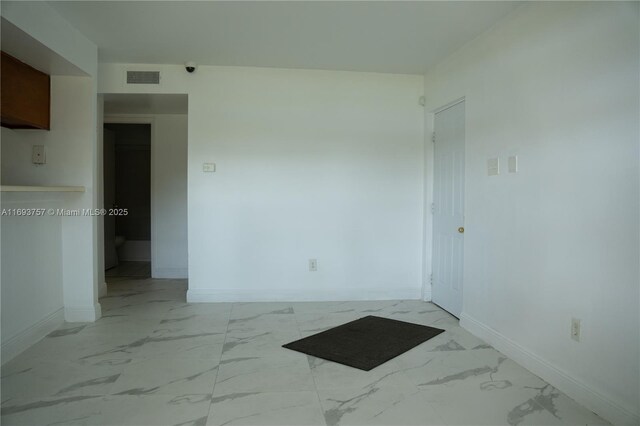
[103,115,156,276]
[423,97,466,304]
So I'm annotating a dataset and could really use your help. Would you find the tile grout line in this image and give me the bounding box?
[204,301,234,424]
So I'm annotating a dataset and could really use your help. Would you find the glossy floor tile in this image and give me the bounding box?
[1,277,609,426]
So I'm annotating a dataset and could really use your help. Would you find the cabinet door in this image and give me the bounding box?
[1,51,50,130]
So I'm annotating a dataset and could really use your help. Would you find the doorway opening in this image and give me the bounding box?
[104,123,152,278]
[100,93,189,287]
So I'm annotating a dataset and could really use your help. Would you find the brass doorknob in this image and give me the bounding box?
[458,227,465,233]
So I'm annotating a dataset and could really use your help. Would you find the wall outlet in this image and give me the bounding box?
[309,259,317,272]
[32,145,46,165]
[571,318,581,342]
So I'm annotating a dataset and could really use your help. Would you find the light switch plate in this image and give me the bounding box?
[508,155,518,173]
[203,163,216,173]
[32,145,46,165]
[487,157,499,176]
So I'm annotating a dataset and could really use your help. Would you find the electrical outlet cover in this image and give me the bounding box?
[32,145,46,164]
[309,259,317,272]
[487,157,499,176]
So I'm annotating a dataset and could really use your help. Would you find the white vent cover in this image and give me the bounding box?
[126,71,160,84]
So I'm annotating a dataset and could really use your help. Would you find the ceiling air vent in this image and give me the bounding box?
[126,71,160,84]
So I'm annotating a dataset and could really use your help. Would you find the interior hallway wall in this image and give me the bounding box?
[422,3,639,424]
[152,115,188,278]
[99,66,424,301]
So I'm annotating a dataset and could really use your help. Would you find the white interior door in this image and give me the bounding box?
[432,101,465,317]
[103,128,118,270]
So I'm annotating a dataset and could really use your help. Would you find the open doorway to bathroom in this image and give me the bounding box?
[101,93,189,284]
[104,123,152,278]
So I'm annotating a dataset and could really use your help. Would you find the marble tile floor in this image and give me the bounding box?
[1,277,609,426]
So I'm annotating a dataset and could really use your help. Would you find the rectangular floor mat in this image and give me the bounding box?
[283,315,445,371]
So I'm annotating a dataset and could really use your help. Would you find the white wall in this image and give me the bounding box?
[1,76,100,360]
[1,76,101,318]
[188,68,424,301]
[423,3,639,424]
[0,194,65,361]
[99,65,424,301]
[153,115,188,278]
[1,1,100,363]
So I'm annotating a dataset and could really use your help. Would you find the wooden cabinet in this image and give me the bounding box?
[1,51,50,130]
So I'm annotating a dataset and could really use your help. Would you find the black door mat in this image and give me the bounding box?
[282,315,445,371]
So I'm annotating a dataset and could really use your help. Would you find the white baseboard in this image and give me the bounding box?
[187,287,422,303]
[152,267,188,279]
[1,308,65,365]
[460,313,639,426]
[64,303,102,322]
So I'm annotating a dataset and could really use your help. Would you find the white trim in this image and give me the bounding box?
[1,308,64,365]
[422,95,435,303]
[152,267,188,279]
[187,287,422,303]
[422,284,432,302]
[0,185,85,192]
[64,303,102,322]
[431,96,466,114]
[103,114,155,125]
[460,313,640,426]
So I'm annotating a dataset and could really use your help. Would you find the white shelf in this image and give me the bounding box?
[0,185,85,193]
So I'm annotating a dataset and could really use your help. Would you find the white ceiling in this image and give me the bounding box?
[1,18,86,76]
[104,93,188,115]
[49,1,522,75]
